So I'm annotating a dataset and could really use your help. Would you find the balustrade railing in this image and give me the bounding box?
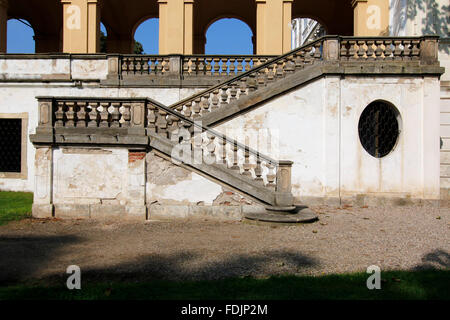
[35,96,293,205]
[166,35,439,120]
[170,37,325,120]
[182,56,276,77]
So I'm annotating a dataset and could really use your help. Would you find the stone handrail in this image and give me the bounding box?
[109,54,277,78]
[33,96,294,207]
[167,35,440,121]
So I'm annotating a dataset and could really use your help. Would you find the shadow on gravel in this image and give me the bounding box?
[414,249,450,270]
[0,233,318,285]
[0,235,81,285]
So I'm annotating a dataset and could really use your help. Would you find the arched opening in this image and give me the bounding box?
[133,18,159,54]
[7,19,35,53]
[205,18,253,55]
[100,22,108,53]
[291,17,327,49]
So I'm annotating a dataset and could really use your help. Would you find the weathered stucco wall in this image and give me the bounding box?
[217,75,441,202]
[0,81,203,193]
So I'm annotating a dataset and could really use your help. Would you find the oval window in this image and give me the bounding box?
[358,101,400,158]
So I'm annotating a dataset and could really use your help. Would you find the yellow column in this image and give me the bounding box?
[256,0,292,55]
[61,0,101,53]
[0,0,7,53]
[158,0,194,54]
[352,0,389,36]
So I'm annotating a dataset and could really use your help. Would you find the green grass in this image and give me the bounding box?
[0,270,448,300]
[0,192,33,226]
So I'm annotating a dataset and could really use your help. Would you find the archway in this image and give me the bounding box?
[133,18,159,54]
[291,18,327,49]
[7,19,35,53]
[205,18,253,55]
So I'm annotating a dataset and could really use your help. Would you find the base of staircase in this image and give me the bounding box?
[244,206,318,224]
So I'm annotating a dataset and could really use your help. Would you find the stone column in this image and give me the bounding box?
[0,0,7,53]
[255,0,292,55]
[158,0,194,54]
[127,150,147,219]
[352,0,389,36]
[61,0,101,53]
[107,35,134,54]
[33,147,54,218]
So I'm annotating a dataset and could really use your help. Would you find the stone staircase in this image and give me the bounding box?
[30,35,443,222]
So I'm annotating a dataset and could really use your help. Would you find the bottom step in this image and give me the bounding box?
[244,205,319,224]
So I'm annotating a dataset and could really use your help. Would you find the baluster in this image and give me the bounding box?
[242,149,252,176]
[267,64,275,82]
[403,40,411,60]
[313,42,322,60]
[228,59,235,76]
[366,40,375,60]
[87,102,99,127]
[184,102,192,118]
[201,95,210,113]
[214,58,221,76]
[149,58,156,74]
[411,40,420,60]
[110,102,121,128]
[374,40,384,60]
[393,40,402,60]
[285,55,295,74]
[230,84,238,101]
[65,102,76,127]
[99,102,110,127]
[276,60,284,78]
[163,58,170,73]
[191,58,198,76]
[304,47,313,64]
[244,58,251,72]
[240,78,248,96]
[135,57,142,74]
[211,89,220,111]
[147,105,157,133]
[220,87,229,106]
[205,133,217,164]
[192,132,204,164]
[198,58,205,75]
[236,58,243,74]
[257,70,267,87]
[384,40,393,60]
[348,40,357,60]
[168,114,180,141]
[128,58,136,74]
[206,58,213,76]
[122,58,129,75]
[357,40,366,59]
[340,40,349,61]
[55,101,65,127]
[182,58,190,76]
[121,103,131,127]
[156,109,168,138]
[193,97,202,118]
[76,102,87,128]
[266,163,276,188]
[230,142,240,170]
[248,73,257,92]
[219,137,228,165]
[142,58,150,74]
[156,59,163,75]
[254,158,263,182]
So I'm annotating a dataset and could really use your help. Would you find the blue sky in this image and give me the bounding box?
[7,18,253,54]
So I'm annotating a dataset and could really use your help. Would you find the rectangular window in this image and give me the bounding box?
[0,114,28,179]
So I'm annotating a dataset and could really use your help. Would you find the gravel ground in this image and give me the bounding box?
[0,205,449,285]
